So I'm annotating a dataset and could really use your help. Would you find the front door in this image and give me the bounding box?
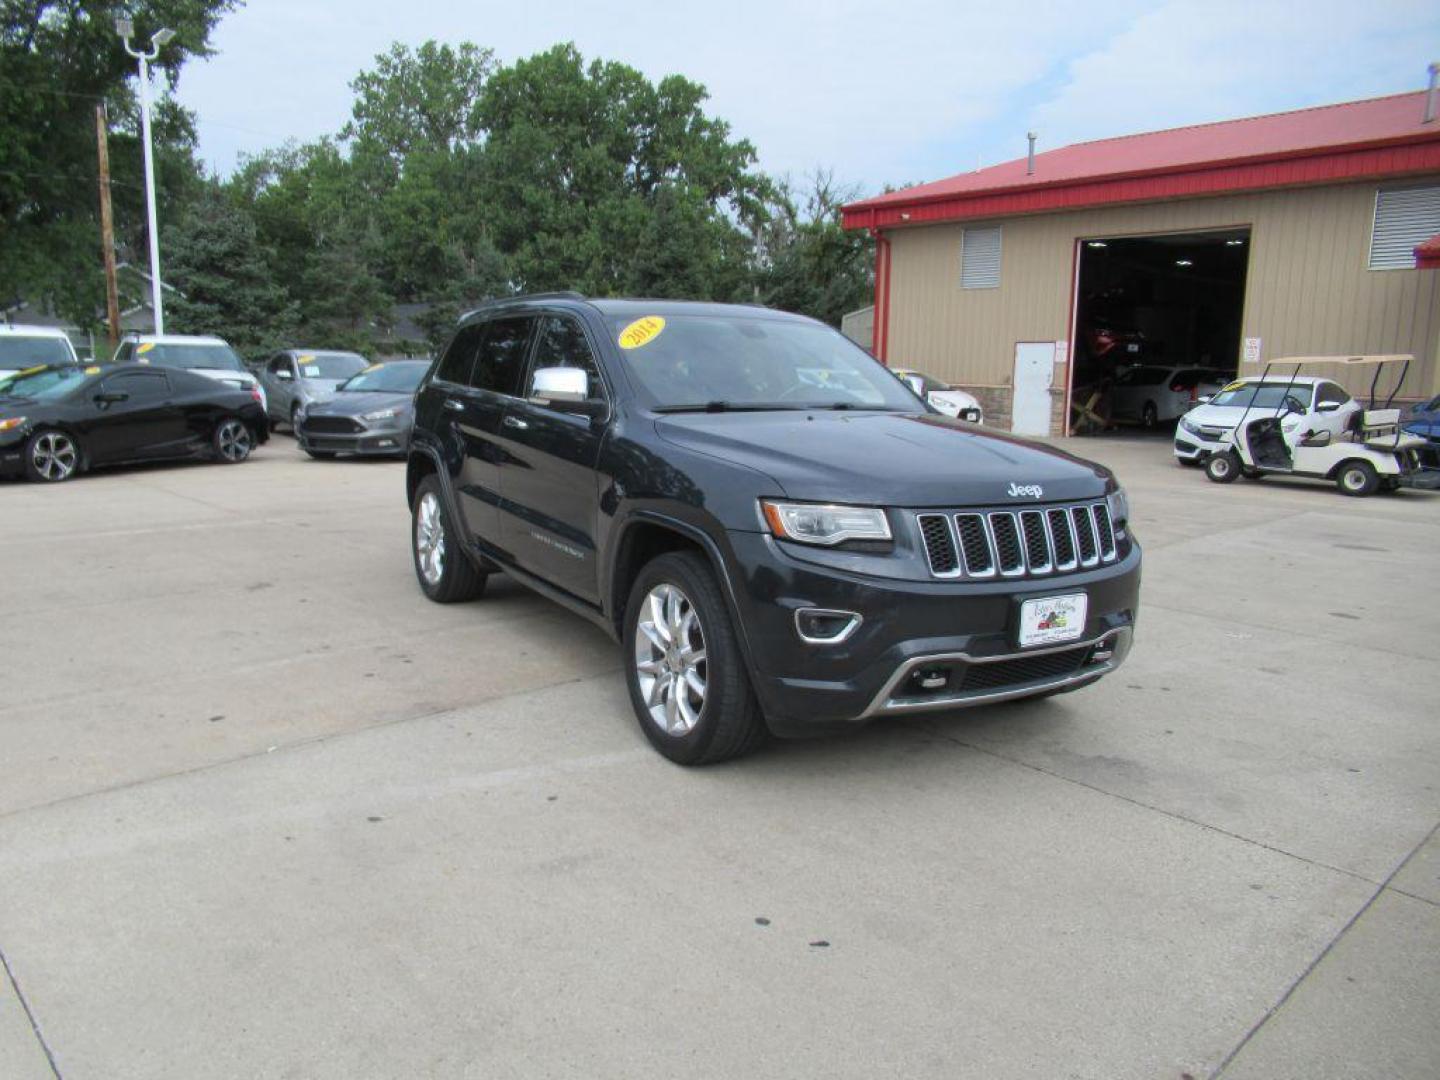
[86,369,181,462]
[1012,342,1054,435]
[497,314,609,603]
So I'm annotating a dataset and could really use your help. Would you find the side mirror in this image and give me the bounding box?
[94,390,128,404]
[275,369,294,381]
[1197,395,1212,404]
[531,366,587,404]
[1315,400,1340,413]
[903,376,924,395]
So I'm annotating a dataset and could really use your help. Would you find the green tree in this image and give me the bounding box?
[0,1,236,325]
[756,171,874,327]
[164,187,296,352]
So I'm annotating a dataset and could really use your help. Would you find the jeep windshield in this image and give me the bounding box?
[609,314,920,412]
[1209,384,1313,410]
[138,343,246,371]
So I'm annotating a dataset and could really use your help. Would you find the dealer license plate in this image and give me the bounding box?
[1018,594,1088,647]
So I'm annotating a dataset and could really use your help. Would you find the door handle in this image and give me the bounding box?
[502,415,529,431]
[443,399,466,412]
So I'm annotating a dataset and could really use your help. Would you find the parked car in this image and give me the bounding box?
[255,349,368,430]
[0,363,268,483]
[0,324,79,378]
[1174,376,1361,466]
[406,296,1140,765]
[296,359,428,459]
[1110,365,1229,428]
[1404,393,1440,468]
[114,334,266,411]
[891,368,984,423]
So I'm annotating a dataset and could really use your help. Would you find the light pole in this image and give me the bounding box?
[116,19,175,335]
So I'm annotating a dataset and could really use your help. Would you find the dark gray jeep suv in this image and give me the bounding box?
[407,294,1140,764]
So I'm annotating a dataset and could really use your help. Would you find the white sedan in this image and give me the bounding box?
[893,368,984,423]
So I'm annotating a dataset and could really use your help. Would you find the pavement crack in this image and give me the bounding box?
[0,942,62,1078]
[919,721,1378,885]
[1209,817,1440,1079]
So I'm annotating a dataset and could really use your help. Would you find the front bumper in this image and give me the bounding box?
[723,531,1141,737]
[298,425,410,457]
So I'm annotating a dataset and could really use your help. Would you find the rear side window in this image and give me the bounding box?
[1317,382,1351,406]
[435,324,485,386]
[472,316,534,396]
[106,370,169,401]
[529,316,603,399]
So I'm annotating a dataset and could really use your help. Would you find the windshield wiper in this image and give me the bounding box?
[653,401,806,414]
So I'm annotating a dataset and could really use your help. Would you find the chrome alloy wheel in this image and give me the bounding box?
[31,432,78,481]
[216,419,252,461]
[415,491,446,585]
[633,583,707,735]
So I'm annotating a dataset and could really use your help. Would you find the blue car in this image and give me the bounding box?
[1407,394,1440,467]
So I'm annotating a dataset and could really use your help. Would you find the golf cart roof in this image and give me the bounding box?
[1269,354,1414,366]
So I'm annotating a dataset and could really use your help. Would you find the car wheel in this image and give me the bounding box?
[1205,451,1241,483]
[411,475,486,603]
[623,551,766,765]
[24,429,80,483]
[1142,401,1158,429]
[1336,460,1378,497]
[289,404,302,434]
[213,418,253,464]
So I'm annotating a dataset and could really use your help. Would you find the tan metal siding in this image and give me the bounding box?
[885,179,1440,402]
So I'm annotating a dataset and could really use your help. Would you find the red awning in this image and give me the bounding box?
[1416,233,1440,270]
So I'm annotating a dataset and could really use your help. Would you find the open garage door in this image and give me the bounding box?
[1069,228,1250,436]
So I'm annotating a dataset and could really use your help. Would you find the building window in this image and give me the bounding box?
[960,226,1002,289]
[1369,185,1440,270]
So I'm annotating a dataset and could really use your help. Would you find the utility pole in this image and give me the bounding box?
[95,103,122,350]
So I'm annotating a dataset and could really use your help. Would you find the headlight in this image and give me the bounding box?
[1106,486,1130,527]
[361,407,401,422]
[1180,417,1201,436]
[0,417,26,432]
[761,500,891,545]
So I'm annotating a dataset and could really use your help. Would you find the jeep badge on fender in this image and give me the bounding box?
[405,295,1140,765]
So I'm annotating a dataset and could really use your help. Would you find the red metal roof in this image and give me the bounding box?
[1417,232,1440,270]
[843,91,1440,231]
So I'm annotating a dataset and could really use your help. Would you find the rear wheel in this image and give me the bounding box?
[25,429,80,483]
[411,475,486,602]
[1205,451,1241,484]
[623,551,765,765]
[1336,460,1378,497]
[213,418,252,463]
[1141,401,1159,429]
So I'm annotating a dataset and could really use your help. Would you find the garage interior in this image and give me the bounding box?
[1070,228,1251,435]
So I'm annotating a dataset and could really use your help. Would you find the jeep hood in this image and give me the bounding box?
[654,410,1112,506]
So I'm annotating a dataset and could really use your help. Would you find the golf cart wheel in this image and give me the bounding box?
[1141,401,1159,429]
[1205,451,1241,484]
[1336,460,1378,497]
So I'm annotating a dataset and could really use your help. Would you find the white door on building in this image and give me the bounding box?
[1011,342,1054,435]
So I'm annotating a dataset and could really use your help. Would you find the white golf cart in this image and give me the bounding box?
[1202,355,1440,496]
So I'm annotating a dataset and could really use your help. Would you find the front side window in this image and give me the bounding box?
[267,355,294,376]
[472,317,534,396]
[607,314,920,411]
[529,316,603,400]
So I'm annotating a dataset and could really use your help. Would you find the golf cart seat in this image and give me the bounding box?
[1357,408,1428,451]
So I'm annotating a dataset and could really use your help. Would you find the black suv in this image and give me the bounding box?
[407,295,1140,764]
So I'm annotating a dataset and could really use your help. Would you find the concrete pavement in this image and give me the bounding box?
[0,436,1436,1078]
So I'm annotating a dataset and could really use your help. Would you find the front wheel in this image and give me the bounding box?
[213,418,253,463]
[623,551,765,765]
[1205,451,1241,483]
[25,429,80,482]
[411,475,486,602]
[1141,401,1159,429]
[1336,460,1378,497]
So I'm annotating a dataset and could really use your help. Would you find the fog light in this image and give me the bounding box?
[794,608,862,645]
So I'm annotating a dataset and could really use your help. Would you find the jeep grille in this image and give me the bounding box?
[917,502,1117,579]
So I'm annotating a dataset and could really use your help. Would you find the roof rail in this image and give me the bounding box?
[458,291,586,323]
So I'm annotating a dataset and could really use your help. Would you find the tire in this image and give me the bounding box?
[1205,451,1241,484]
[213,417,253,464]
[24,429,80,483]
[411,475,486,603]
[623,551,766,765]
[1336,460,1378,497]
[290,404,302,434]
[1141,401,1158,429]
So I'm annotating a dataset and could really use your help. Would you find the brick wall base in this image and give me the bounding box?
[954,364,1070,437]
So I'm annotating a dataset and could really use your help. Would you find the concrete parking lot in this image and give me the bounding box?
[1,435,1437,1080]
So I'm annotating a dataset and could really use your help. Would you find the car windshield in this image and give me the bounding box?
[0,365,91,400]
[1208,383,1313,411]
[338,362,426,393]
[297,352,367,379]
[137,342,245,371]
[0,336,73,367]
[608,314,919,411]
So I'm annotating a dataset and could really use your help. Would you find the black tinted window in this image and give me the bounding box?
[473,317,534,396]
[1317,382,1351,406]
[529,316,603,399]
[107,371,169,401]
[436,324,484,386]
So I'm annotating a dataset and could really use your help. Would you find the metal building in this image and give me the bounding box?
[842,90,1440,435]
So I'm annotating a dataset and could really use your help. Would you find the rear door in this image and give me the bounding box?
[496,313,610,602]
[86,369,181,462]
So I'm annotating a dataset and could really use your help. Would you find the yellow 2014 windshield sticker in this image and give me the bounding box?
[618,316,665,350]
[137,342,155,354]
[84,366,102,375]
[1221,380,1246,392]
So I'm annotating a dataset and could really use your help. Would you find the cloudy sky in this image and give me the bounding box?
[174,0,1439,196]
